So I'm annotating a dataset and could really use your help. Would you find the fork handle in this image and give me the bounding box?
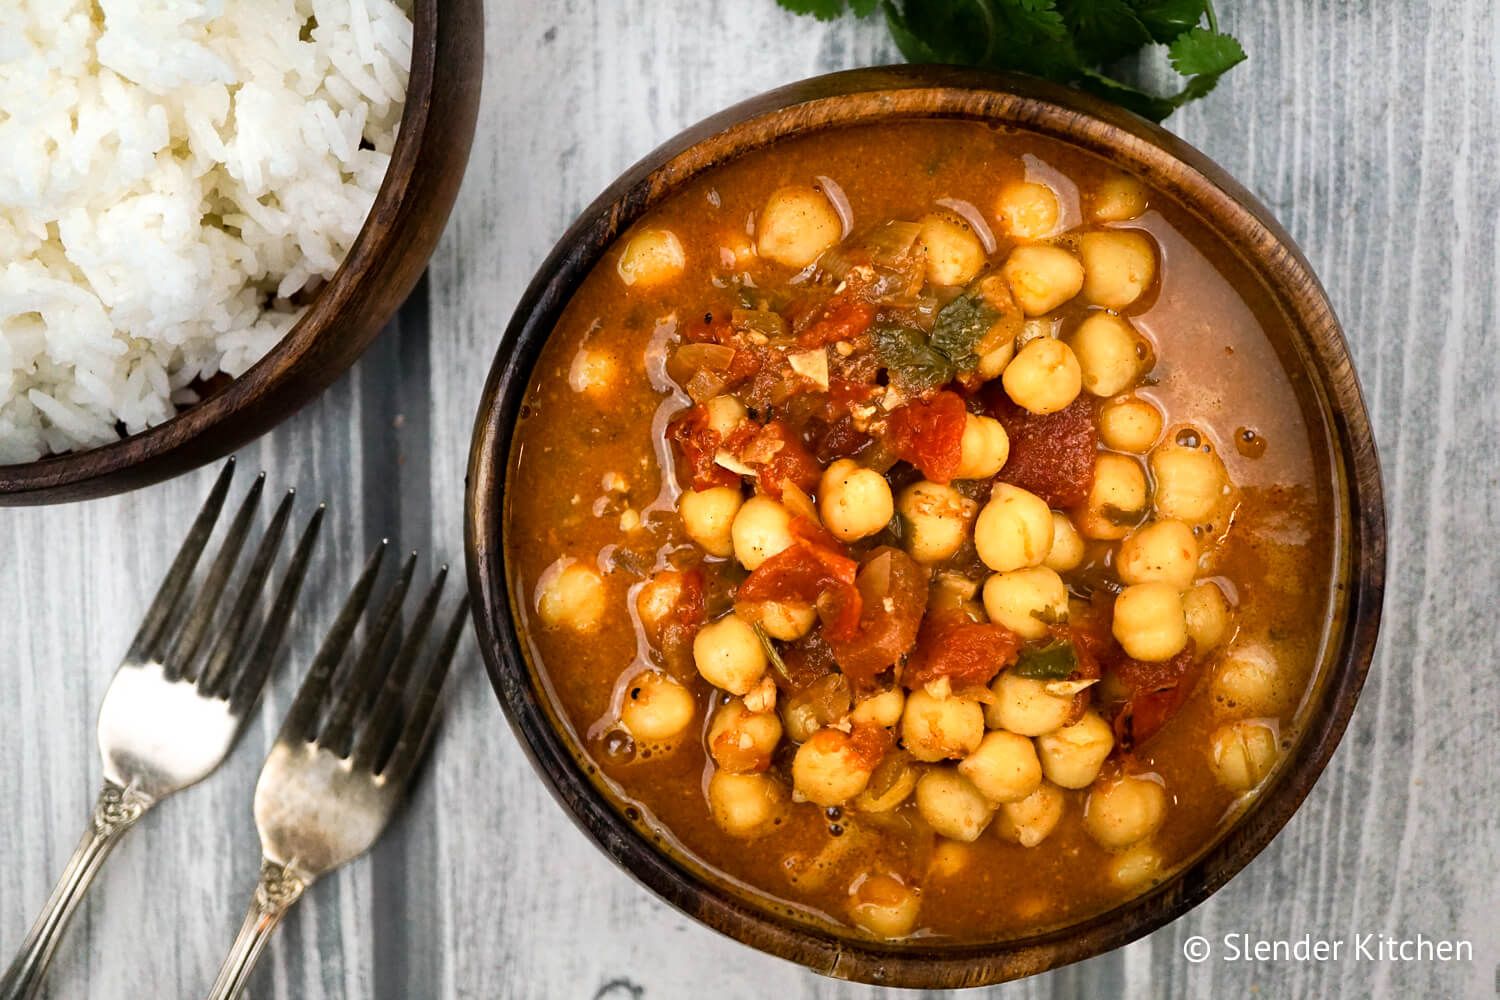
[205,860,306,1000]
[0,782,152,1000]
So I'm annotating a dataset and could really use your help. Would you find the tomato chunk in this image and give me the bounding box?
[904,613,1022,689]
[738,537,862,640]
[666,404,739,490]
[797,295,877,348]
[982,388,1098,508]
[1108,644,1200,749]
[826,547,928,687]
[884,389,967,484]
[748,420,822,500]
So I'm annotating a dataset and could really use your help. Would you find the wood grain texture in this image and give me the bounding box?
[2,1,1496,998]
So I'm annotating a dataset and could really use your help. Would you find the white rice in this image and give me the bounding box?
[0,0,413,463]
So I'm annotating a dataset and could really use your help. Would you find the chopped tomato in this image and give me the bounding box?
[658,568,706,680]
[1109,644,1200,749]
[738,538,862,640]
[904,613,1022,689]
[826,547,928,687]
[666,405,739,490]
[884,389,967,484]
[797,295,877,348]
[847,723,895,769]
[982,388,1098,508]
[745,420,822,500]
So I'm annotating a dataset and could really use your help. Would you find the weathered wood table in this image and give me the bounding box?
[3,2,1497,997]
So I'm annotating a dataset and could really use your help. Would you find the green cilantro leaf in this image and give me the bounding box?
[1130,0,1206,43]
[1059,0,1151,66]
[1012,639,1079,680]
[777,0,1245,121]
[928,292,1000,373]
[776,0,879,19]
[871,325,956,393]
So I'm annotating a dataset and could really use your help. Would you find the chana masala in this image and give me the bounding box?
[507,120,1334,941]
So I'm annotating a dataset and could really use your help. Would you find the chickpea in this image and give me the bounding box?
[731,495,794,571]
[954,413,1010,480]
[1209,720,1279,791]
[616,228,686,288]
[1184,581,1232,652]
[535,559,607,632]
[982,567,1067,641]
[1079,230,1157,309]
[736,599,816,642]
[819,458,894,541]
[1078,452,1148,541]
[707,770,783,837]
[1084,774,1167,849]
[896,481,976,564]
[756,185,841,268]
[915,768,995,842]
[679,486,742,558]
[1150,443,1229,522]
[994,180,1060,241]
[708,699,784,773]
[792,729,877,806]
[974,483,1053,573]
[1107,843,1163,890]
[850,687,906,728]
[995,780,1065,847]
[1042,511,1085,572]
[1117,519,1200,589]
[619,671,696,743]
[849,875,921,938]
[986,670,1076,736]
[918,211,987,287]
[1212,645,1282,713]
[1002,244,1085,316]
[1089,173,1148,222]
[1112,583,1188,661]
[1099,395,1163,453]
[959,731,1043,804]
[567,348,616,395]
[1068,312,1146,397]
[902,689,985,762]
[1002,337,1082,415]
[635,570,688,636]
[1035,710,1114,789]
[703,394,747,437]
[976,339,1016,381]
[693,614,768,695]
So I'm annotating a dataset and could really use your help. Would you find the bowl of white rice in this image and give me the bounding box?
[0,0,482,503]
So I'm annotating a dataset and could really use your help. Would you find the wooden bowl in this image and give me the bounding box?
[465,66,1386,987]
[0,0,484,506]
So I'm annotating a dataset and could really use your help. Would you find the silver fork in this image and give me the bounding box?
[205,543,468,1000]
[1,461,324,1000]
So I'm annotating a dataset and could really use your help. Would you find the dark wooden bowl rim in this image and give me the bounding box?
[465,65,1387,988]
[0,0,483,506]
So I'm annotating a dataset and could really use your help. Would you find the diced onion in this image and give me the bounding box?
[937,197,997,255]
[815,174,854,239]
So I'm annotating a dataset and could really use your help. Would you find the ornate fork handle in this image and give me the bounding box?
[0,782,153,1000]
[205,860,307,1000]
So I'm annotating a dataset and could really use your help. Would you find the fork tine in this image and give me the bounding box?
[277,540,389,744]
[196,489,296,700]
[318,551,418,757]
[124,459,235,663]
[161,472,265,681]
[350,566,448,773]
[382,594,469,784]
[228,503,326,717]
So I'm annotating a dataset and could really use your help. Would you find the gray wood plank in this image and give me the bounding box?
[3,0,1497,997]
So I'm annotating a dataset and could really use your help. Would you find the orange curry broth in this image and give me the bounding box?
[506,120,1334,940]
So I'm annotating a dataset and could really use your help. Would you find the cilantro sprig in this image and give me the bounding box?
[776,0,1246,122]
